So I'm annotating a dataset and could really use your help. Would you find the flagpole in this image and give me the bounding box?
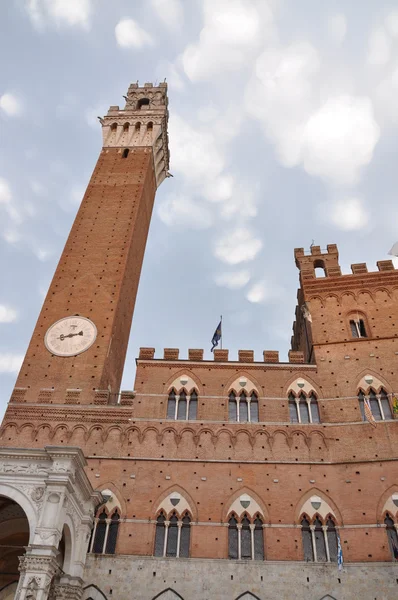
[220,315,223,350]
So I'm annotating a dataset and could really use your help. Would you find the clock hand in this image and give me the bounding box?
[59,331,84,341]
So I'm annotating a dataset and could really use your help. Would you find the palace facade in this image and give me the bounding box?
[0,82,398,600]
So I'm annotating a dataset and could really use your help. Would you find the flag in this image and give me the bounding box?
[301,302,312,323]
[364,396,377,428]
[337,533,343,571]
[388,242,398,257]
[392,394,398,416]
[392,539,398,560]
[211,320,222,352]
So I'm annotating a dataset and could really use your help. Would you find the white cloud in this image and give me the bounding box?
[151,0,183,32]
[158,193,213,229]
[26,0,92,30]
[0,178,21,223]
[181,0,273,81]
[0,353,24,374]
[2,229,21,245]
[0,93,22,117]
[328,13,347,44]
[214,228,262,264]
[328,197,369,231]
[115,18,154,49]
[34,247,52,261]
[214,270,251,289]
[374,65,398,124]
[367,27,391,66]
[0,305,18,323]
[246,280,283,303]
[301,95,380,185]
[386,11,398,37]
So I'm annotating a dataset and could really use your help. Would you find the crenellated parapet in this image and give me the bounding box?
[100,81,170,187]
[138,347,305,365]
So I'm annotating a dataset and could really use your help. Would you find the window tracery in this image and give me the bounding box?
[167,388,198,421]
[358,388,392,422]
[154,510,191,558]
[300,515,338,562]
[91,508,120,555]
[228,391,259,423]
[288,392,320,424]
[228,513,264,560]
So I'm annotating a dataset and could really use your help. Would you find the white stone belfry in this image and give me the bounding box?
[100,82,170,188]
[0,446,101,600]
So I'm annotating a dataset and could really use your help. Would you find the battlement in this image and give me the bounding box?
[138,347,307,365]
[294,244,396,282]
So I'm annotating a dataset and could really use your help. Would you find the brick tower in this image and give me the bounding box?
[7,82,169,407]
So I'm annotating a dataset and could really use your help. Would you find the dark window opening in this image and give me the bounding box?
[229,392,237,422]
[105,510,120,554]
[122,149,129,158]
[385,514,398,560]
[137,98,150,109]
[154,512,166,556]
[350,318,367,338]
[93,510,107,554]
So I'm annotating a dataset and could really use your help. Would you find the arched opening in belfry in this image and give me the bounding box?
[314,259,326,278]
[137,97,150,109]
[0,496,30,592]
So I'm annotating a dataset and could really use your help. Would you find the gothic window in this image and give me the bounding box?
[358,388,392,422]
[350,318,367,338]
[240,391,249,422]
[385,514,398,559]
[167,390,176,419]
[326,518,338,562]
[250,393,259,422]
[299,393,310,424]
[228,515,239,559]
[301,515,338,563]
[105,510,120,554]
[310,393,320,423]
[154,512,166,557]
[301,517,313,561]
[167,389,198,421]
[253,516,264,560]
[177,391,187,420]
[180,513,191,558]
[154,511,191,558]
[289,393,299,423]
[228,514,264,560]
[314,517,327,562]
[92,510,107,554]
[229,392,238,422]
[166,513,179,557]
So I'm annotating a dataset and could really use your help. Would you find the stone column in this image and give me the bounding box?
[249,524,255,560]
[322,525,330,562]
[16,552,60,600]
[310,525,317,562]
[237,524,242,560]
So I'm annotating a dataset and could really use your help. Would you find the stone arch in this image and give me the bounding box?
[152,589,185,600]
[82,584,108,600]
[223,487,268,523]
[284,374,321,397]
[94,482,126,517]
[224,371,261,396]
[355,370,392,395]
[163,369,203,395]
[0,485,37,543]
[0,494,31,592]
[294,488,342,525]
[154,484,197,521]
[0,582,18,600]
[235,593,262,600]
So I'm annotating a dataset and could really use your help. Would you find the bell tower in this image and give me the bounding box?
[7,82,169,407]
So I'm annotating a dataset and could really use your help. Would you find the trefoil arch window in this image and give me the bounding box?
[300,515,338,562]
[288,392,320,424]
[154,510,191,558]
[167,389,198,420]
[228,391,259,423]
[358,388,392,422]
[228,513,264,560]
[90,509,120,555]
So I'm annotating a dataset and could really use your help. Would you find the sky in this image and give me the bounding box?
[1,0,398,417]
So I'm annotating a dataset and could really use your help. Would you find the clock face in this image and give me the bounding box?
[44,316,97,357]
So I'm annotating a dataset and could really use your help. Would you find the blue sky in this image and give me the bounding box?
[1,0,398,417]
